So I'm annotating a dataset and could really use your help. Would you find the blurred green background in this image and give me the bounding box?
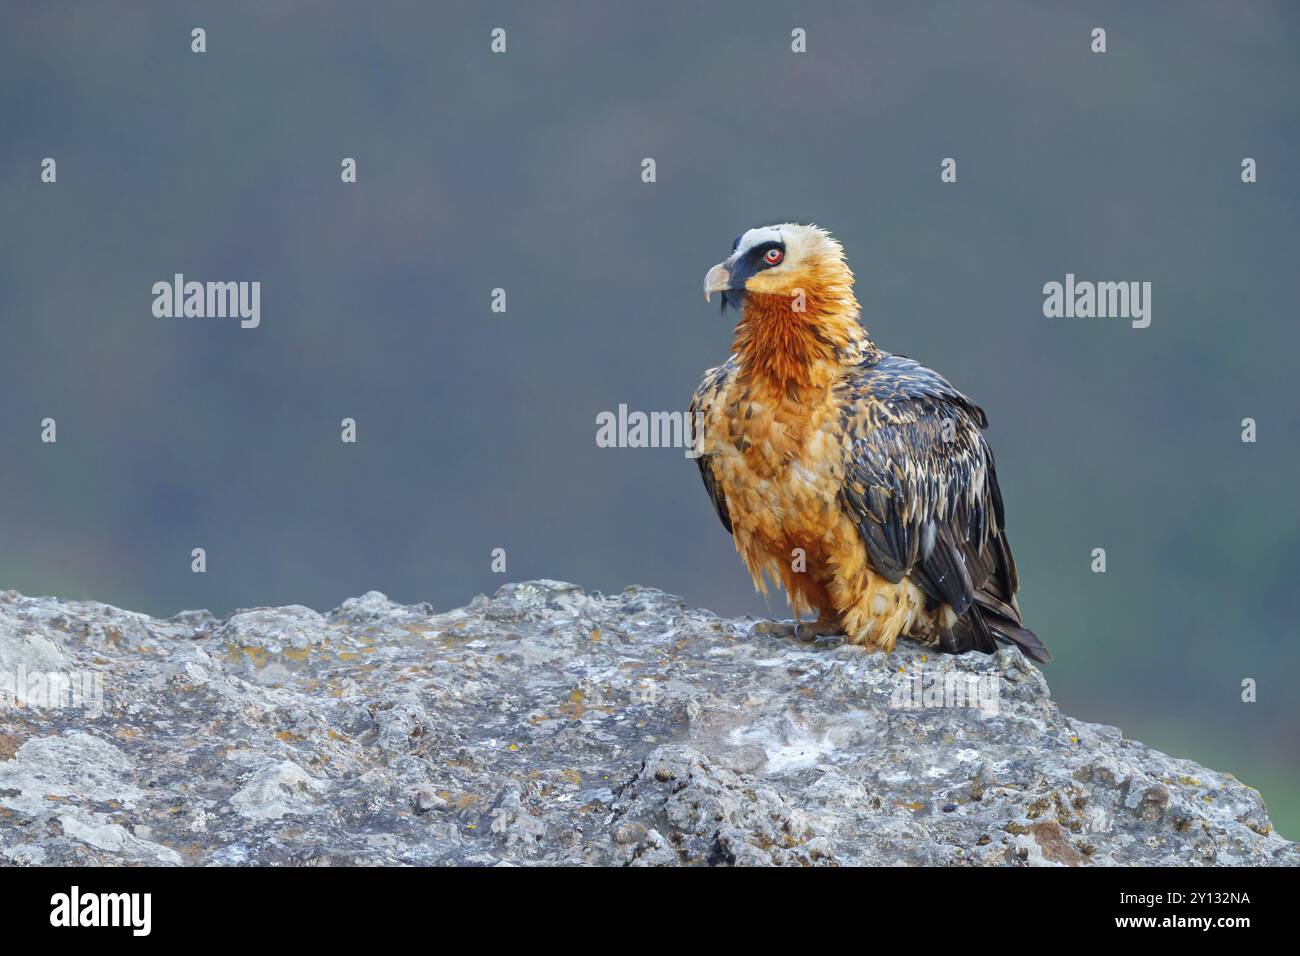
[2,2,1297,837]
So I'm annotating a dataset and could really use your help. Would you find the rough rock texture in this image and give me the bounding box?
[0,580,1294,866]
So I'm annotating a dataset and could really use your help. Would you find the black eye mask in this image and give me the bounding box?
[729,240,786,284]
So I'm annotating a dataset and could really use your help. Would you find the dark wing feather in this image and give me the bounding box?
[689,360,734,535]
[695,454,732,533]
[838,354,1050,662]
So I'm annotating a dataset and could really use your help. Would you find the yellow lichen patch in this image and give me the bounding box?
[558,689,587,718]
[437,629,477,648]
[282,647,311,662]
[437,791,483,812]
[225,644,269,668]
[114,726,140,742]
[275,731,306,744]
[561,769,582,786]
[590,627,601,642]
[0,734,22,760]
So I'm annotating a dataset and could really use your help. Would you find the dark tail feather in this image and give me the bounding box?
[939,604,1052,664]
[984,610,1052,663]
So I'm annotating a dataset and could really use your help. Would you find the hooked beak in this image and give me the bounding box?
[703,262,732,302]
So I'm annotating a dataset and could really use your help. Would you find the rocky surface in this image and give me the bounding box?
[0,580,1294,866]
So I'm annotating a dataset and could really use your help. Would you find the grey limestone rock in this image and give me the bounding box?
[0,581,1294,867]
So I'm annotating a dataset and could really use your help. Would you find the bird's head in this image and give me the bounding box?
[704,223,870,385]
[703,222,854,310]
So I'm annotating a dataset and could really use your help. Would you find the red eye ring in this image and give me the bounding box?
[764,248,784,265]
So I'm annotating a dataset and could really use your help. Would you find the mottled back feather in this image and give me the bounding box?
[837,353,1049,662]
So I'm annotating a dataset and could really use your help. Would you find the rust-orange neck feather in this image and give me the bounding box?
[732,266,875,395]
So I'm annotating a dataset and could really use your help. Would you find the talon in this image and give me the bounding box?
[794,623,821,643]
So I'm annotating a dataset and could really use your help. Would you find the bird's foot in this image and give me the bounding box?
[748,619,845,649]
[748,619,797,640]
[794,622,846,648]
[811,632,847,650]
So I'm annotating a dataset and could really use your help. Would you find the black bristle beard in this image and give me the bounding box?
[721,289,746,317]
